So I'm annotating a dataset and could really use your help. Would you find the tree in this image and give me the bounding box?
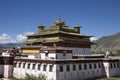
[24,73,47,80]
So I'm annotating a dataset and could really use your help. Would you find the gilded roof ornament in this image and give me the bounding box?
[75,24,80,27]
[39,24,43,26]
[56,16,63,24]
[38,24,44,27]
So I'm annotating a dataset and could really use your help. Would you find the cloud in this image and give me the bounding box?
[0,33,16,44]
[0,32,34,44]
[16,34,27,42]
[16,32,34,42]
[90,37,97,41]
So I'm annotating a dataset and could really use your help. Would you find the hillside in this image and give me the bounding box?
[0,43,23,52]
[92,32,120,54]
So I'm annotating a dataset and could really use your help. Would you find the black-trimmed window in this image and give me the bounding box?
[49,65,53,72]
[32,64,36,70]
[27,64,30,69]
[79,64,82,70]
[23,63,26,68]
[114,63,116,68]
[110,63,113,68]
[18,63,21,68]
[73,65,76,71]
[45,53,48,57]
[66,65,70,71]
[84,64,87,69]
[43,65,47,71]
[117,63,119,68]
[89,64,92,69]
[98,63,101,68]
[38,64,41,70]
[94,63,96,69]
[63,51,67,56]
[60,66,63,72]
[63,53,66,56]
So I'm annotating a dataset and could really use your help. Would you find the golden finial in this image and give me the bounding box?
[74,24,81,28]
[75,24,79,26]
[58,16,61,21]
[57,16,61,22]
[39,24,43,26]
[56,16,62,23]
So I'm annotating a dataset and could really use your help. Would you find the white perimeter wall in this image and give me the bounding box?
[4,65,13,78]
[13,62,56,80]
[56,62,104,80]
[13,60,120,80]
[13,61,104,80]
[103,62,120,78]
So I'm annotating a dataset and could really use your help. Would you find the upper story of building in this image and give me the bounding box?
[21,17,95,58]
[23,18,93,49]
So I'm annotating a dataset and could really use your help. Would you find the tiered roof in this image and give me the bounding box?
[30,18,90,36]
[24,18,93,45]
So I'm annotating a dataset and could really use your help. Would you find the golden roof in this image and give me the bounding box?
[24,18,92,45]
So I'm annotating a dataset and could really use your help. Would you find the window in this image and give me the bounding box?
[38,64,41,70]
[32,64,36,70]
[23,63,26,68]
[49,65,53,72]
[98,63,101,68]
[114,63,116,68]
[89,64,92,69]
[73,65,76,71]
[84,64,87,69]
[66,65,70,71]
[110,63,113,68]
[43,65,47,71]
[18,63,21,68]
[45,52,48,57]
[63,51,67,56]
[63,53,66,56]
[60,66,63,72]
[27,64,30,69]
[94,63,96,69]
[117,63,119,68]
[79,64,82,70]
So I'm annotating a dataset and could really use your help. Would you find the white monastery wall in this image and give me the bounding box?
[108,62,120,77]
[1,56,120,80]
[13,60,107,80]
[103,61,120,78]
[103,62,110,78]
[13,62,56,80]
[56,62,104,80]
[3,59,119,80]
[4,65,13,78]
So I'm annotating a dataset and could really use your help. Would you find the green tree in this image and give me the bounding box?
[24,73,47,80]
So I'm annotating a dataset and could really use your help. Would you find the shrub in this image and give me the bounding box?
[24,73,47,80]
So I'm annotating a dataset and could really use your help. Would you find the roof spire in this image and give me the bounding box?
[58,16,61,21]
[39,24,43,26]
[57,16,62,23]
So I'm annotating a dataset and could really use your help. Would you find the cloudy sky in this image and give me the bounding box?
[0,0,120,43]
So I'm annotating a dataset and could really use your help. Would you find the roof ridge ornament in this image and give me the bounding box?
[58,16,61,21]
[56,16,62,24]
[39,24,43,26]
